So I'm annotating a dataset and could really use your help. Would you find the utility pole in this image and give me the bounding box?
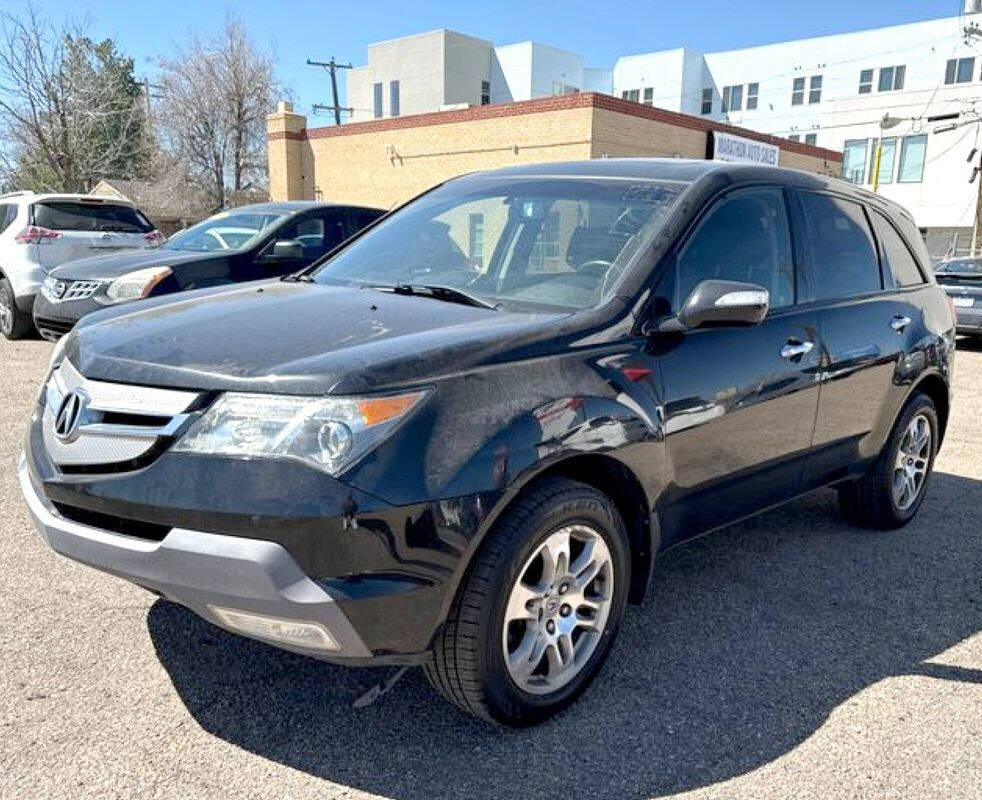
[306,58,353,125]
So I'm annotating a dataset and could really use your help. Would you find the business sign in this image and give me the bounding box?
[709,131,779,166]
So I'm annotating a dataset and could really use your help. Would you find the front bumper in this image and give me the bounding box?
[31,292,98,340]
[19,455,375,660]
[955,306,982,335]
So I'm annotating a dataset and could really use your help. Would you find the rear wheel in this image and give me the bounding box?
[0,277,32,340]
[838,392,938,529]
[425,477,630,726]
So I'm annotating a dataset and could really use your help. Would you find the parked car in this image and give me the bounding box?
[0,192,162,340]
[19,160,955,726]
[31,201,385,340]
[934,256,982,338]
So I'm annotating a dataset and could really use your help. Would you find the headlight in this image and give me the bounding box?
[105,266,172,303]
[173,391,427,475]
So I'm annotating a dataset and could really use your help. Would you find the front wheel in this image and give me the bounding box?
[839,392,938,529]
[425,477,630,726]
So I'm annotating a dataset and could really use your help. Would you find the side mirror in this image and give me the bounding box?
[270,239,303,260]
[657,279,770,333]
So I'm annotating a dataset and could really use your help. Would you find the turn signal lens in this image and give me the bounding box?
[357,394,420,426]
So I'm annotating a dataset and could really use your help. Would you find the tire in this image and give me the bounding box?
[0,277,32,340]
[838,392,938,529]
[425,477,631,726]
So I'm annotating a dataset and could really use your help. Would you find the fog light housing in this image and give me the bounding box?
[209,606,341,651]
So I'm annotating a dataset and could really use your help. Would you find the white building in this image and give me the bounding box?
[347,30,611,123]
[612,8,982,255]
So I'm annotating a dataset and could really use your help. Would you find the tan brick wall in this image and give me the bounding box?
[267,93,842,207]
[298,107,594,209]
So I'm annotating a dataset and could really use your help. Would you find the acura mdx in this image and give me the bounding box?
[20,160,955,726]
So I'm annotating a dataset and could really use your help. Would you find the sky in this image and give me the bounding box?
[3,0,969,120]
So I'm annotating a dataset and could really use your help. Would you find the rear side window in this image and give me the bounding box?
[870,212,925,287]
[33,202,154,233]
[798,193,881,301]
[0,204,12,234]
[676,187,795,310]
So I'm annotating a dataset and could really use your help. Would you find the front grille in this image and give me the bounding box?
[62,280,102,301]
[35,317,74,341]
[42,360,202,470]
[52,502,171,541]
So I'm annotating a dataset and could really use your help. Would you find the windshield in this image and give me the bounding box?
[164,211,286,252]
[311,177,687,310]
[938,258,982,274]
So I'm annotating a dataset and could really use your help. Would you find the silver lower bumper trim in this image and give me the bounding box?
[18,454,371,659]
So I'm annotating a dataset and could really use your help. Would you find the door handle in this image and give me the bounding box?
[780,340,814,360]
[891,315,912,332]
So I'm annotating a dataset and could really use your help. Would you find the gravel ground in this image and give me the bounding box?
[1,335,980,800]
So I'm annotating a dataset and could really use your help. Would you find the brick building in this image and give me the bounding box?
[267,92,841,209]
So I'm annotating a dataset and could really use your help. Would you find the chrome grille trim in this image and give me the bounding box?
[63,281,102,301]
[43,360,201,467]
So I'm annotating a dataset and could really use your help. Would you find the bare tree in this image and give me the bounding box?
[0,8,150,192]
[157,16,280,209]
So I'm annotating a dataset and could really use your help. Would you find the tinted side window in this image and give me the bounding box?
[870,211,925,287]
[0,204,11,234]
[676,187,794,310]
[348,208,383,235]
[278,213,347,261]
[799,193,881,301]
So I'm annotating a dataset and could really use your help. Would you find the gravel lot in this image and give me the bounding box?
[1,334,980,800]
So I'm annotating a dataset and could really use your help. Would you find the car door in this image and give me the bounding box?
[250,210,350,279]
[652,186,822,544]
[794,192,918,487]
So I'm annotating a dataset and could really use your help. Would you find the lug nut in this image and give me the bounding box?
[560,604,571,617]
[546,620,556,634]
[558,583,569,594]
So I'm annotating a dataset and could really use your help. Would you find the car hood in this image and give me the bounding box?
[67,282,573,395]
[48,248,217,280]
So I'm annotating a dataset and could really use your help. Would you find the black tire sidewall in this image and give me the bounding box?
[478,487,631,725]
[0,279,13,337]
[884,395,938,523]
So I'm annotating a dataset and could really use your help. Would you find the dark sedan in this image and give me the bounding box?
[32,201,384,340]
[935,257,982,338]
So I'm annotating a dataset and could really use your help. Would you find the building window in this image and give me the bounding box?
[809,75,823,104]
[878,65,905,92]
[722,84,742,112]
[945,57,975,84]
[481,80,491,105]
[701,88,712,115]
[642,87,653,105]
[898,135,927,183]
[804,133,817,146]
[859,69,874,94]
[843,139,869,184]
[389,80,400,117]
[868,137,898,184]
[789,134,800,142]
[746,83,759,110]
[373,82,383,119]
[468,213,484,268]
[792,77,805,105]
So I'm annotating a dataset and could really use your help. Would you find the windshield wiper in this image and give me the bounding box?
[370,283,500,310]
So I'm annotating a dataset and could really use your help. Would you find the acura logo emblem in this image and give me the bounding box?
[53,389,87,442]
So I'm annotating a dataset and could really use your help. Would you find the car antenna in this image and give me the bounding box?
[352,666,410,709]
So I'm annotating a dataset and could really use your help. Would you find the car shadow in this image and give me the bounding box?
[957,335,982,353]
[147,472,982,799]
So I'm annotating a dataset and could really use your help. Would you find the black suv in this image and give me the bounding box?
[20,160,955,726]
[32,201,383,340]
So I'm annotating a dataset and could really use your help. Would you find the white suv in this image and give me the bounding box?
[0,192,162,339]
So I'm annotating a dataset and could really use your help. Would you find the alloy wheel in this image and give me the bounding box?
[0,285,12,335]
[502,524,614,695]
[892,413,932,511]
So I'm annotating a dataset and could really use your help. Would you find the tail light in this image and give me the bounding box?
[15,225,61,244]
[946,292,957,321]
[143,230,165,246]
